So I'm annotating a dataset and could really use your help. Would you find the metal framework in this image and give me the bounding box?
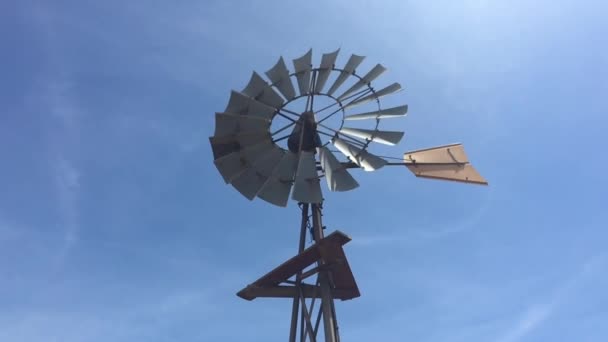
[238,203,357,342]
[211,49,487,341]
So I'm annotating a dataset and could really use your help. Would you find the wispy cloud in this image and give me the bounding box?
[495,255,607,342]
[44,80,83,258]
[352,188,493,246]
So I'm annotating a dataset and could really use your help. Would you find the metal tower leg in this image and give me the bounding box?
[287,202,340,342]
[289,203,309,342]
[312,203,339,342]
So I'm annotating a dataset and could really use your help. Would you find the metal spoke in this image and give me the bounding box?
[314,88,371,116]
[278,112,297,123]
[340,87,373,109]
[281,107,302,117]
[271,121,297,136]
[318,123,366,147]
[272,134,291,143]
[317,88,373,125]
[308,71,317,112]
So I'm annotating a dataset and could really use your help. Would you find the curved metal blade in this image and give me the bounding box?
[214,139,274,184]
[293,49,312,96]
[265,57,296,100]
[343,82,402,109]
[337,64,386,100]
[339,127,404,146]
[314,49,340,93]
[327,54,365,96]
[257,151,298,207]
[214,112,270,136]
[230,145,284,200]
[318,147,359,192]
[209,136,239,160]
[344,105,408,121]
[291,151,322,203]
[242,72,285,109]
[225,91,276,120]
[332,137,387,171]
[209,133,270,160]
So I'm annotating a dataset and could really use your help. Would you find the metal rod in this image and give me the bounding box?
[314,88,370,116]
[289,203,310,342]
[317,130,336,139]
[272,134,291,143]
[298,287,317,342]
[303,279,320,341]
[282,107,302,116]
[318,123,366,148]
[313,305,322,338]
[278,112,298,123]
[316,88,372,125]
[340,161,469,169]
[309,71,316,113]
[340,87,373,110]
[312,203,338,342]
[270,121,298,136]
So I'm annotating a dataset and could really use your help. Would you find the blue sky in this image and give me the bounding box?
[1,0,607,341]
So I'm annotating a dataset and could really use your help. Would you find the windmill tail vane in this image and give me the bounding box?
[208,49,488,342]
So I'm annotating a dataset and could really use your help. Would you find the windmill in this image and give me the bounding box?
[210,49,487,342]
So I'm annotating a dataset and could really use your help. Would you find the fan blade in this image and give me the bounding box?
[403,144,488,185]
[225,91,276,120]
[242,72,285,109]
[209,133,270,160]
[214,113,269,136]
[337,64,386,100]
[332,137,387,171]
[314,49,339,93]
[327,54,365,96]
[293,49,312,96]
[318,147,359,192]
[345,105,408,121]
[214,139,274,184]
[291,151,323,203]
[340,127,404,146]
[257,151,298,207]
[209,136,239,160]
[230,146,284,200]
[343,82,402,109]
[265,57,296,100]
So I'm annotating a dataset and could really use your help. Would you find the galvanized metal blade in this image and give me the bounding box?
[257,151,299,207]
[293,49,313,96]
[265,57,296,100]
[314,49,340,93]
[337,64,386,100]
[343,82,402,109]
[242,72,285,109]
[332,137,387,171]
[344,105,408,121]
[318,147,359,192]
[224,90,276,120]
[291,151,323,203]
[230,146,284,200]
[339,127,404,146]
[327,54,365,96]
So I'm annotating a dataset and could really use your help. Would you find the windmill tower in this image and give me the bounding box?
[210,49,487,341]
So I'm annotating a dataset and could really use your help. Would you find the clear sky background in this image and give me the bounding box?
[1,1,607,341]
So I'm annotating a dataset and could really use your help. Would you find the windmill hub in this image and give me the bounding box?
[287,111,322,154]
